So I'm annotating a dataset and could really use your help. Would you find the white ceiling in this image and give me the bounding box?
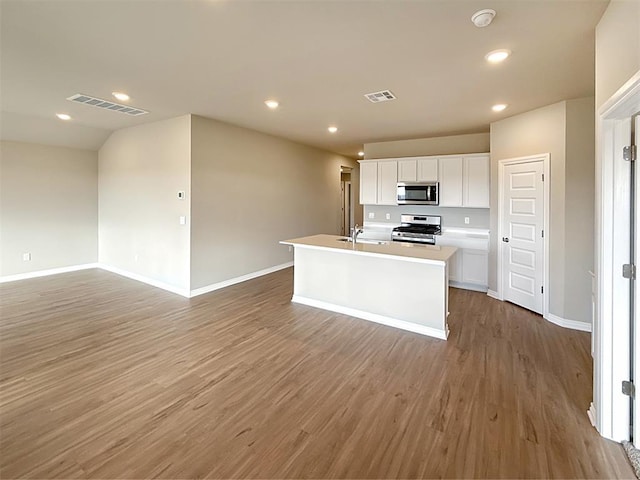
[0,0,608,157]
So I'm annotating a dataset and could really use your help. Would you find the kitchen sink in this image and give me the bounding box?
[336,237,388,245]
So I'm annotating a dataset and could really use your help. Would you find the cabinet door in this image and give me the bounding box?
[397,159,417,182]
[461,249,488,285]
[463,155,490,208]
[448,250,462,282]
[438,157,463,207]
[377,161,398,205]
[417,157,438,181]
[360,162,378,205]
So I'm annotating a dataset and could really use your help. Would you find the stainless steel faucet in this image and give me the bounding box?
[351,224,364,243]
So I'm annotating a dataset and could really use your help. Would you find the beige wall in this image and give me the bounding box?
[490,101,567,317]
[490,98,595,325]
[364,132,489,159]
[98,116,191,291]
[595,0,640,109]
[564,97,596,324]
[0,141,98,276]
[190,115,359,290]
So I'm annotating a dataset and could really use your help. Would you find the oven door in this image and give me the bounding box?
[397,182,439,205]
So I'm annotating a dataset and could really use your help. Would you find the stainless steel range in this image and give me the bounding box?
[391,214,441,245]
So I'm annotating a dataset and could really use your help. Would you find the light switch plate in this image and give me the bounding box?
[177,191,185,200]
[179,216,186,225]
[22,253,31,261]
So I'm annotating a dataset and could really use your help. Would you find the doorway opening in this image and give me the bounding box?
[340,166,354,236]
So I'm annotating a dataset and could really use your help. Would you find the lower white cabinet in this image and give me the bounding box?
[461,249,488,286]
[437,231,489,292]
[448,249,462,282]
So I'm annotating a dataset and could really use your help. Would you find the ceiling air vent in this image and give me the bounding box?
[364,90,396,103]
[66,94,149,116]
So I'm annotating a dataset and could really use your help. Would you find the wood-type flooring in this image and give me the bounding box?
[0,268,634,478]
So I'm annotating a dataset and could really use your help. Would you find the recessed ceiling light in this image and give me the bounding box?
[492,104,508,112]
[265,100,279,109]
[328,126,338,133]
[112,92,130,101]
[471,9,496,28]
[56,113,71,120]
[485,49,511,63]
[358,151,364,157]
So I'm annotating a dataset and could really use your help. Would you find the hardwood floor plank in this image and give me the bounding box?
[0,268,634,478]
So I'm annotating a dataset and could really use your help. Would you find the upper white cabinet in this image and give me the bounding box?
[359,153,489,207]
[438,156,464,207]
[377,161,398,205]
[417,158,438,182]
[397,159,417,182]
[360,162,378,204]
[398,157,438,182]
[359,160,398,205]
[463,155,490,208]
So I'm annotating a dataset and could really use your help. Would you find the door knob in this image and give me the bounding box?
[502,237,510,243]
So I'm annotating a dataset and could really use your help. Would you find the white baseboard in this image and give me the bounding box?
[0,263,99,283]
[449,281,488,293]
[291,295,448,340]
[98,264,191,298]
[487,289,501,300]
[545,312,592,332]
[190,262,293,297]
[587,402,597,428]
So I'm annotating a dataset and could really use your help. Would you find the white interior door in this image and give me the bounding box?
[501,161,544,314]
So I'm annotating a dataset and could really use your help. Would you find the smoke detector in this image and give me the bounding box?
[471,9,496,28]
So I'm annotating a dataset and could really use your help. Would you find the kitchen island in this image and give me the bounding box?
[280,234,457,340]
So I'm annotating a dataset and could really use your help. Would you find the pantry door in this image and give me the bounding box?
[499,157,546,315]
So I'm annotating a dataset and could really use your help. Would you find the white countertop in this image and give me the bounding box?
[281,234,457,264]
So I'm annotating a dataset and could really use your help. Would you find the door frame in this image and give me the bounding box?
[496,154,550,319]
[595,70,640,442]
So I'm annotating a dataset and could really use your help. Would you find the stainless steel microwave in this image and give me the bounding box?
[397,182,439,205]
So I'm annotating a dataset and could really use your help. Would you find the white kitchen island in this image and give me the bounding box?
[280,234,457,340]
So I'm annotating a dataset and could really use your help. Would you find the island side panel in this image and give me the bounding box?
[292,246,447,338]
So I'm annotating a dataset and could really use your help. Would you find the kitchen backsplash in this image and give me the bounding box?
[363,205,490,229]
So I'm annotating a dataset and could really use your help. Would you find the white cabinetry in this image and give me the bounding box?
[418,158,438,181]
[377,161,398,205]
[463,155,490,208]
[461,249,489,285]
[359,160,398,205]
[397,159,417,182]
[360,162,378,205]
[436,229,489,292]
[398,157,438,182]
[439,154,490,208]
[438,157,463,207]
[447,250,462,282]
[360,153,489,207]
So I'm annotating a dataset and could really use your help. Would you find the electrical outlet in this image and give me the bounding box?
[368,212,375,219]
[179,216,186,225]
[464,217,470,225]
[134,254,139,263]
[385,213,391,220]
[22,253,31,261]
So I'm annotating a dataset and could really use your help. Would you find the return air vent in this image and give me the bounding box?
[66,94,149,116]
[364,90,396,103]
